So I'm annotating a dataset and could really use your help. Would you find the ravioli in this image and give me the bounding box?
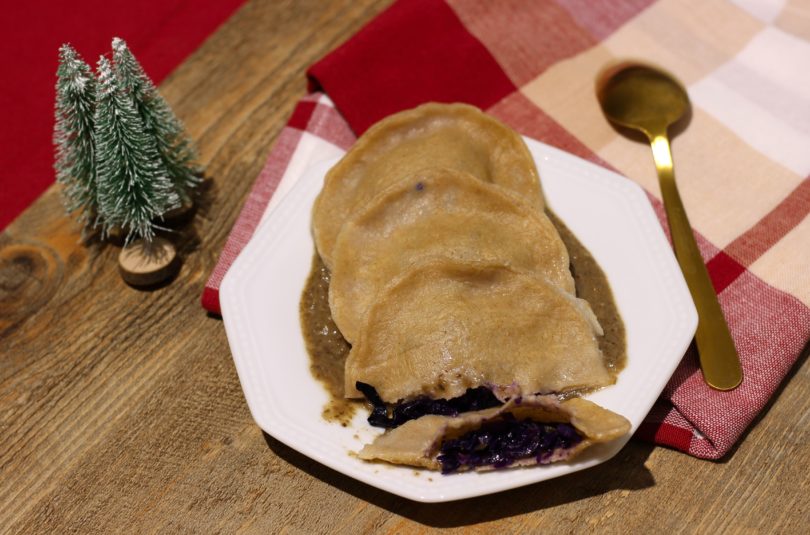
[358,395,630,472]
[329,168,574,343]
[344,261,611,402]
[311,102,542,267]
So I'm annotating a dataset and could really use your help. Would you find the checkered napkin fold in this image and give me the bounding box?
[203,0,810,459]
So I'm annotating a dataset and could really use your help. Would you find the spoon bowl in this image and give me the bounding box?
[597,64,689,137]
[596,62,742,391]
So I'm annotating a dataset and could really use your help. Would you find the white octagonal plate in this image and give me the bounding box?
[220,137,698,503]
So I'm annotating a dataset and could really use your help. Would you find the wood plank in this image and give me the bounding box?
[1,0,808,533]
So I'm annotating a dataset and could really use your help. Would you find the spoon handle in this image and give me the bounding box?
[650,133,743,391]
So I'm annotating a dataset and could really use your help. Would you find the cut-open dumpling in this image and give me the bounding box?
[358,395,630,472]
[345,261,611,402]
[329,168,574,343]
[312,102,542,267]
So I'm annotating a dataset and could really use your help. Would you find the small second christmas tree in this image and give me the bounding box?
[113,37,201,203]
[54,44,97,229]
[94,56,179,243]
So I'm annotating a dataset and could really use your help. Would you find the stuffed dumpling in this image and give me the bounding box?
[358,395,630,472]
[345,260,610,403]
[329,168,574,343]
[312,102,542,267]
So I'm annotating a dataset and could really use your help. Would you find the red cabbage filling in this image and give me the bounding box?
[356,381,502,429]
[437,413,583,474]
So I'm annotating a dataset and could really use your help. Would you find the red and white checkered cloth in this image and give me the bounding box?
[204,0,810,459]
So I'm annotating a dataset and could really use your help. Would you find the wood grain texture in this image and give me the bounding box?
[1,1,808,533]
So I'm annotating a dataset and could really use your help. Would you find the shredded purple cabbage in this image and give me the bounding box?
[355,382,502,429]
[437,414,583,473]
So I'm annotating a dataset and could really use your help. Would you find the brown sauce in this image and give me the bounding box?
[299,257,357,425]
[300,213,626,423]
[546,211,626,379]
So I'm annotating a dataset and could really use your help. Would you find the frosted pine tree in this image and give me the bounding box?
[54,44,97,229]
[112,37,201,204]
[94,56,179,244]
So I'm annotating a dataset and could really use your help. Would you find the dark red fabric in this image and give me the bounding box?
[0,0,246,230]
[307,0,516,135]
[201,286,221,316]
[637,417,693,451]
[707,251,747,294]
[287,101,318,130]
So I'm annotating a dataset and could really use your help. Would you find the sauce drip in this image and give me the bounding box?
[547,211,626,378]
[299,258,356,425]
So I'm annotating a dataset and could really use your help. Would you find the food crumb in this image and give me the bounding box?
[620,490,630,498]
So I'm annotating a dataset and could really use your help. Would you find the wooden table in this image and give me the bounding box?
[2,1,808,532]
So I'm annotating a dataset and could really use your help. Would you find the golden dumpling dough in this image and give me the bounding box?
[312,102,542,267]
[329,168,574,344]
[345,261,612,402]
[358,395,630,471]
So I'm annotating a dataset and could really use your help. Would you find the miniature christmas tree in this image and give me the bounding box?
[54,44,97,230]
[94,56,179,244]
[112,37,201,204]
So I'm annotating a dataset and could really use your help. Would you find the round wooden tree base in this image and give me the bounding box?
[118,237,180,287]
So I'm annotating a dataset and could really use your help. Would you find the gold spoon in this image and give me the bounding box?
[596,62,742,391]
